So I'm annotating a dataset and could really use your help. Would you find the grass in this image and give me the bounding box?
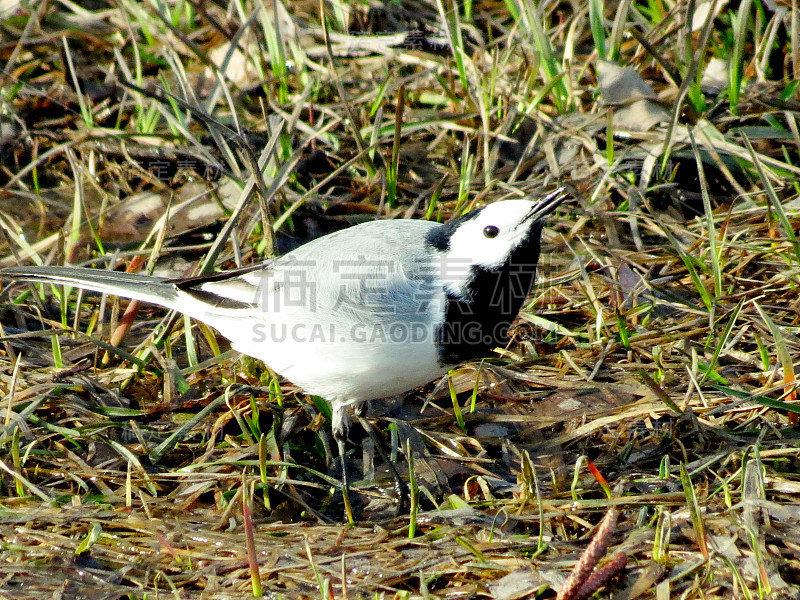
[1,0,800,598]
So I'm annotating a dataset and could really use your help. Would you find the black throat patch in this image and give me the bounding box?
[434,224,545,365]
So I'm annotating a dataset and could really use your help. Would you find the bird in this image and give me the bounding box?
[1,189,566,522]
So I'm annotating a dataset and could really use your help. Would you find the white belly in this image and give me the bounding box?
[230,316,448,404]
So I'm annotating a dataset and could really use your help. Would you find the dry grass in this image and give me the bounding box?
[2,0,800,598]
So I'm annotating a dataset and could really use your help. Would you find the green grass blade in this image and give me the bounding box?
[589,0,607,59]
[729,0,753,114]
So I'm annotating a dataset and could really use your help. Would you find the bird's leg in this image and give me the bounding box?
[332,405,356,526]
[356,415,409,516]
[353,401,367,418]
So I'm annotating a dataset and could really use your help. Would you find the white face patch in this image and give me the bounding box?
[441,200,539,297]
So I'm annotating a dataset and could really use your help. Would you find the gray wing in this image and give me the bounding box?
[203,219,445,329]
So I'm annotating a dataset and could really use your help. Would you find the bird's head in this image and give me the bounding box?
[427,190,566,298]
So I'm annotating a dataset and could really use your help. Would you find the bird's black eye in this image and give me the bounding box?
[483,225,499,239]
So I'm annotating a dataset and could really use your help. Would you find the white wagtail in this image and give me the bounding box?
[1,189,566,521]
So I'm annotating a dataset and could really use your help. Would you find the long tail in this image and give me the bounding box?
[1,266,182,311]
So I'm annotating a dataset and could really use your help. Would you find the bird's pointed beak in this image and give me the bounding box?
[524,188,569,223]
